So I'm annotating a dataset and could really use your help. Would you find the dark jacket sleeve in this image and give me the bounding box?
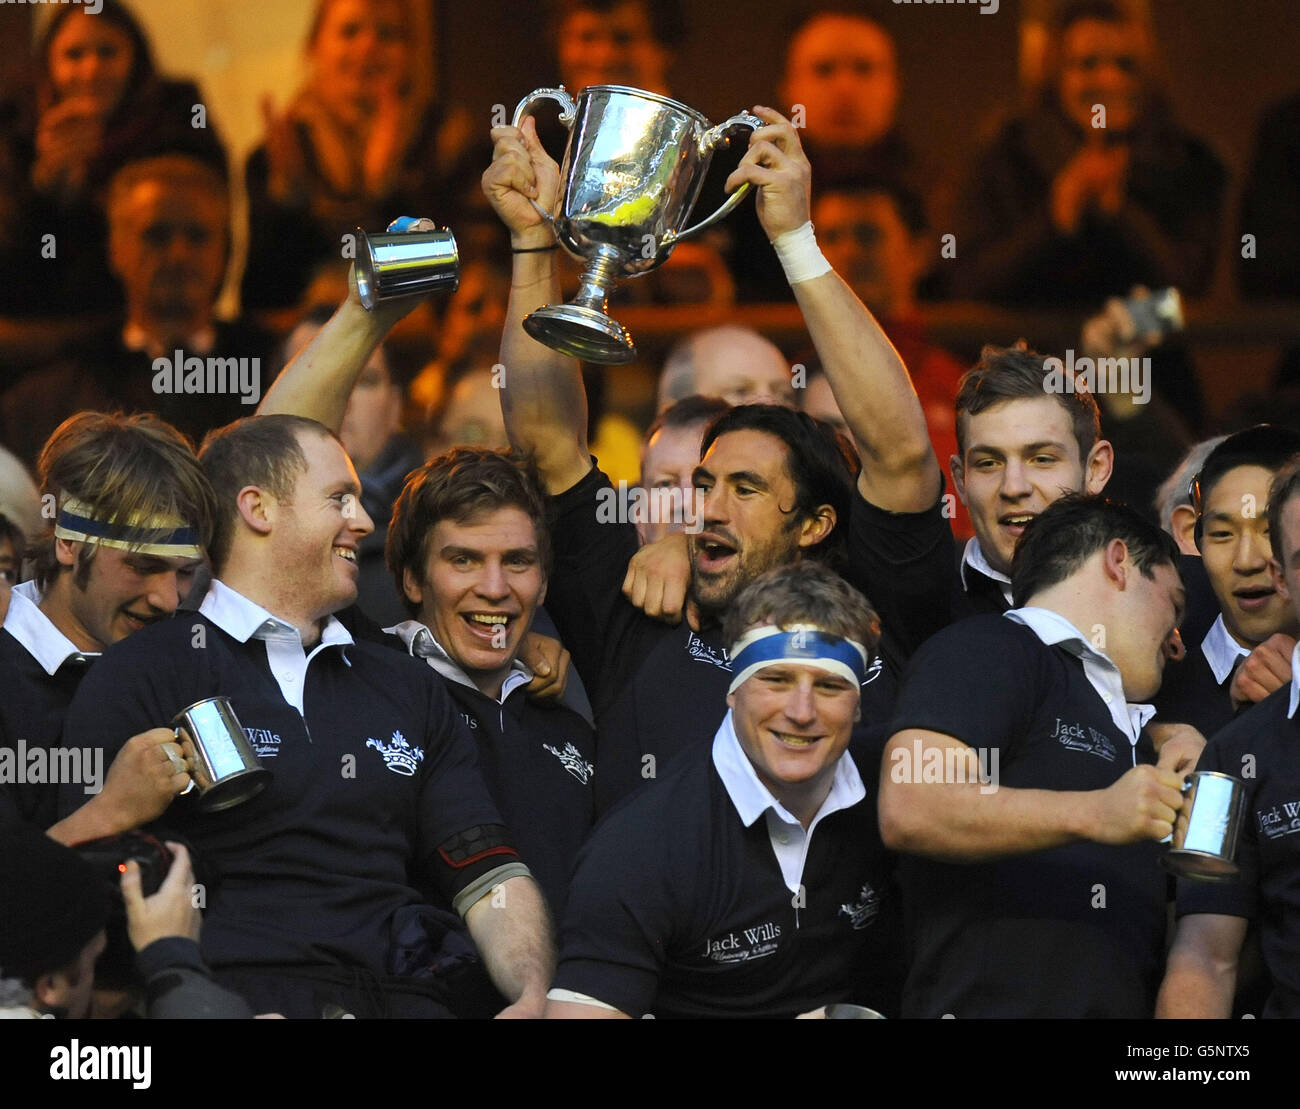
[137,937,254,1019]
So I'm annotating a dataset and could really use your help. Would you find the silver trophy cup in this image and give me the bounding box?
[354,218,460,310]
[1163,771,1247,881]
[512,84,763,363]
[172,696,271,813]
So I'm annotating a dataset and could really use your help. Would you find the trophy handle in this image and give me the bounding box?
[662,111,765,246]
[511,87,577,227]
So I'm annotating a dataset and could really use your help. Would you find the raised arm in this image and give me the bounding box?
[725,107,940,513]
[483,117,591,495]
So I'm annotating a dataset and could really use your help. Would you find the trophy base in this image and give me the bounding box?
[523,304,637,365]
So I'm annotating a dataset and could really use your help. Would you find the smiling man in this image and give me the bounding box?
[546,564,898,1019]
[881,495,1191,1017]
[56,415,555,1019]
[950,344,1114,617]
[1152,426,1300,737]
[384,447,594,920]
[0,412,216,840]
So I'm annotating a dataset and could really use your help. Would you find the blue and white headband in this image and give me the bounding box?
[54,496,203,559]
[727,624,870,695]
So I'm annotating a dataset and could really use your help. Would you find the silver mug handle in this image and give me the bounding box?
[662,111,765,247]
[510,87,577,225]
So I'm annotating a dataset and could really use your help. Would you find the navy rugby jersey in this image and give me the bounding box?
[0,582,99,830]
[553,725,900,1018]
[889,614,1167,1018]
[386,622,595,922]
[56,586,511,978]
[1176,681,1300,1017]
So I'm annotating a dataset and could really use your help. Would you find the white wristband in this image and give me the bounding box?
[771,221,832,285]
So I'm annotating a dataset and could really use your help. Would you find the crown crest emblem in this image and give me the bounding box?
[366,730,424,776]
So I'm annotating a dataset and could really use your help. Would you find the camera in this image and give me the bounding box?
[74,832,174,990]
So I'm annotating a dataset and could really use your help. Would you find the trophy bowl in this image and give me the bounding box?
[513,84,763,364]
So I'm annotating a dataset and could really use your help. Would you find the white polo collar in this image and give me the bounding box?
[3,581,99,675]
[1201,614,1251,686]
[199,579,353,652]
[1287,639,1300,720]
[1004,605,1155,751]
[960,538,1014,606]
[711,710,864,891]
[385,619,532,704]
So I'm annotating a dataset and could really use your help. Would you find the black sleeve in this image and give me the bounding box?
[542,464,646,707]
[846,484,957,661]
[414,669,519,907]
[551,808,679,1017]
[889,617,1038,758]
[137,937,255,1019]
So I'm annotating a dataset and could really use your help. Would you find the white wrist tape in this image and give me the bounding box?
[772,221,832,285]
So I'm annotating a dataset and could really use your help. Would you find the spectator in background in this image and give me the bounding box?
[552,0,681,97]
[1156,436,1228,556]
[1076,285,1198,500]
[1239,91,1300,303]
[0,155,275,470]
[242,0,481,312]
[656,326,796,413]
[730,10,915,303]
[951,0,1225,311]
[424,355,511,460]
[636,395,730,546]
[0,0,227,321]
[540,0,733,309]
[408,259,510,422]
[1239,91,1300,392]
[281,309,422,628]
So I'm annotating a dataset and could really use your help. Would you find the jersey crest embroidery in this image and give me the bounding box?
[366,730,424,776]
[543,742,595,784]
[839,881,881,930]
[686,630,731,671]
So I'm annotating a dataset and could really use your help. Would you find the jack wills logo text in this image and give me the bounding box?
[1050,717,1116,762]
[702,921,782,963]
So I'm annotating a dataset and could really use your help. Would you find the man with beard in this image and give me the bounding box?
[483,105,949,813]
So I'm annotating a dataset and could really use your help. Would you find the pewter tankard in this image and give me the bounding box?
[512,85,763,363]
[1163,770,1247,881]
